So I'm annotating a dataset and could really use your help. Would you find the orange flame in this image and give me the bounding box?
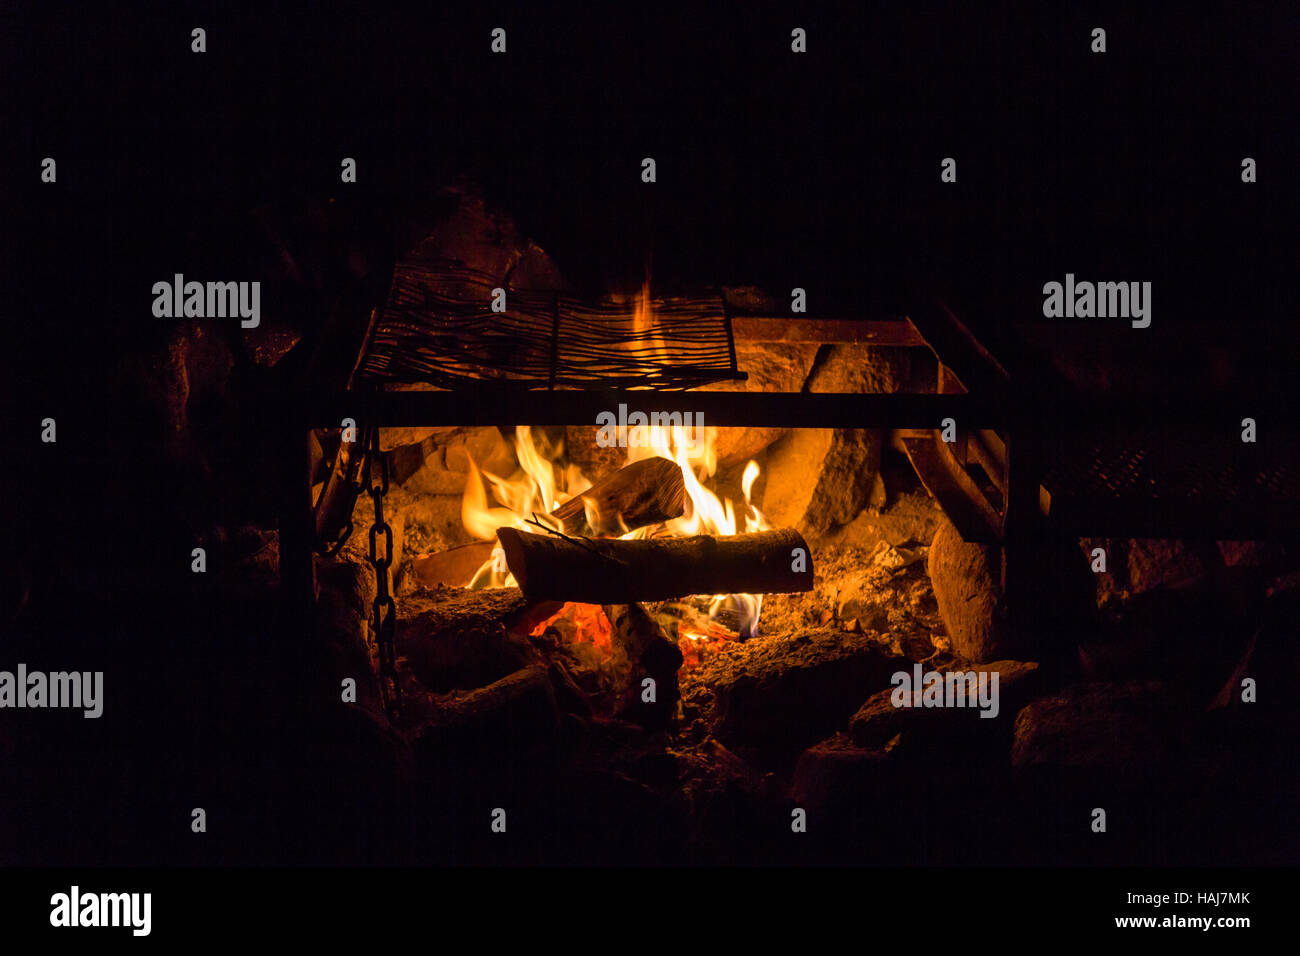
[459,294,768,642]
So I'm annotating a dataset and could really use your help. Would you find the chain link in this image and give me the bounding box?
[366,425,401,717]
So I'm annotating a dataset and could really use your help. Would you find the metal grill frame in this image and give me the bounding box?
[349,257,746,392]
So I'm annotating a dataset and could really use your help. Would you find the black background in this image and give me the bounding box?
[4,0,1298,934]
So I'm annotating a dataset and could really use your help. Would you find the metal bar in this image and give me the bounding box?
[907,298,1010,400]
[936,362,966,394]
[548,293,560,390]
[1042,498,1300,539]
[721,294,739,376]
[316,389,1000,430]
[730,315,926,346]
[900,432,1003,543]
[967,429,1008,497]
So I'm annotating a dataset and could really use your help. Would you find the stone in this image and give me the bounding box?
[717,341,821,395]
[850,659,1041,749]
[1011,680,1181,776]
[397,427,514,497]
[824,487,944,550]
[1126,539,1219,594]
[687,626,907,768]
[715,426,789,471]
[382,489,478,570]
[403,184,567,291]
[835,581,891,631]
[805,344,934,394]
[1077,587,1255,702]
[927,519,1006,662]
[379,427,438,453]
[722,285,781,313]
[790,734,891,816]
[760,428,883,538]
[706,340,822,468]
[1216,540,1283,569]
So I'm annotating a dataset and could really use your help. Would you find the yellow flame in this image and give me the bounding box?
[456,291,770,639]
[462,427,589,588]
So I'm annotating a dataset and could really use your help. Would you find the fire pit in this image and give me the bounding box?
[268,213,1300,867]
[298,254,980,734]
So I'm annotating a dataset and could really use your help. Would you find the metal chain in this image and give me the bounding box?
[366,425,401,717]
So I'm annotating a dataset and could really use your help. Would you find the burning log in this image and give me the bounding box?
[549,456,686,536]
[602,603,683,729]
[496,527,814,604]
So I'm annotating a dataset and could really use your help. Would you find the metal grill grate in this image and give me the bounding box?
[1043,428,1300,514]
[350,257,744,391]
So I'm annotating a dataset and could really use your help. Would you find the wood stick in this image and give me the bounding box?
[496,527,813,604]
[549,456,686,536]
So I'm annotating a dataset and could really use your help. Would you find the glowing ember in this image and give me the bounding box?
[529,601,613,652]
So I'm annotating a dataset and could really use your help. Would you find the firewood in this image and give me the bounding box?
[603,603,683,729]
[495,527,814,604]
[396,587,539,692]
[549,456,686,536]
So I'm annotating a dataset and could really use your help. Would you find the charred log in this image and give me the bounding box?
[603,603,684,730]
[496,527,813,604]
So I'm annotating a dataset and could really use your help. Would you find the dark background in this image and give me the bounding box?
[4,1,1299,869]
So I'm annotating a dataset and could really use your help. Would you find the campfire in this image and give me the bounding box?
[315,257,961,739]
[386,343,821,726]
[460,422,776,642]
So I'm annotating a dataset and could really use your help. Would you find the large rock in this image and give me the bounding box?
[717,341,821,395]
[1125,539,1219,594]
[849,659,1041,749]
[389,492,477,557]
[927,519,1006,662]
[689,626,907,768]
[1011,681,1182,776]
[760,428,883,537]
[379,427,438,452]
[315,552,383,714]
[708,338,822,468]
[715,426,790,471]
[403,183,568,292]
[790,734,892,815]
[395,426,514,496]
[805,344,934,394]
[825,487,944,550]
[1081,537,1220,607]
